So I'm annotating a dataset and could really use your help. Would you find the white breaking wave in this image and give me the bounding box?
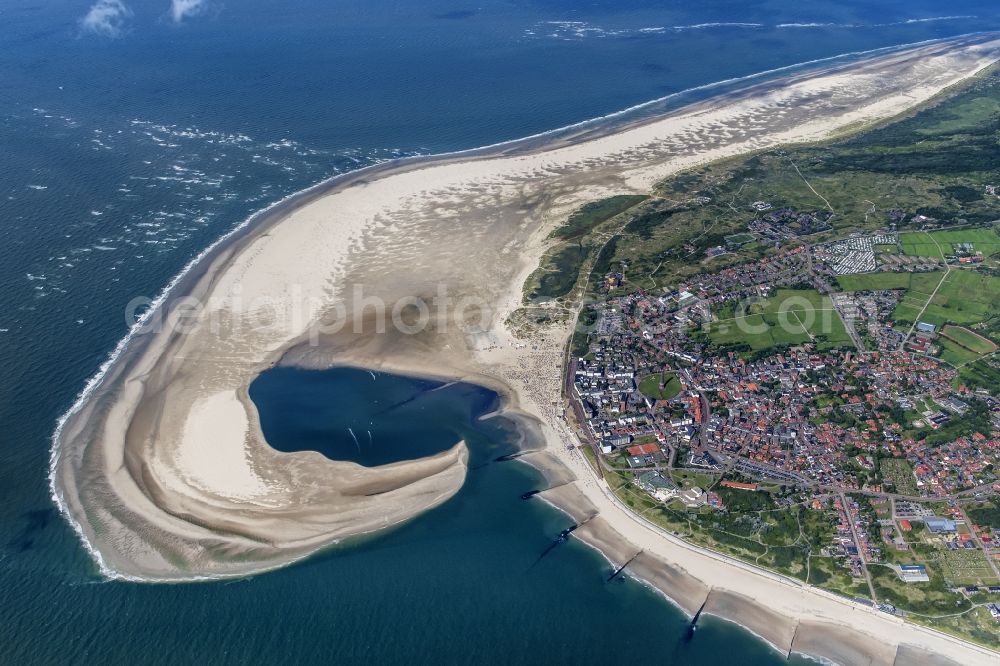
[903,16,977,25]
[529,15,979,40]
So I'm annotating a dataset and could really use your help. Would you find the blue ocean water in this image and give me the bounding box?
[250,367,498,467]
[1,0,998,662]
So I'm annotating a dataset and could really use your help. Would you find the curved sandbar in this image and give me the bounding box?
[52,31,1000,663]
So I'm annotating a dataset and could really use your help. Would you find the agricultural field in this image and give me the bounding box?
[900,227,1000,262]
[900,231,947,259]
[836,267,1000,344]
[637,373,682,400]
[707,289,852,352]
[836,271,917,291]
[919,270,1000,328]
[880,458,918,496]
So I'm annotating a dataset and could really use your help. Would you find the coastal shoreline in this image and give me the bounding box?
[50,32,1000,664]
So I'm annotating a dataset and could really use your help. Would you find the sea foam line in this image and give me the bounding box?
[48,32,992,580]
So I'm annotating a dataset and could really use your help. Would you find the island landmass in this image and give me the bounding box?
[51,34,1000,665]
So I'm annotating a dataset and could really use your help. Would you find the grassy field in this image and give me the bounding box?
[837,268,1000,334]
[836,271,920,291]
[900,231,947,259]
[966,501,1000,530]
[937,337,983,366]
[919,270,1000,328]
[707,289,852,351]
[637,373,682,400]
[900,227,1000,261]
[942,325,998,354]
[880,458,918,496]
[958,358,1000,391]
[725,232,755,245]
[853,269,1000,336]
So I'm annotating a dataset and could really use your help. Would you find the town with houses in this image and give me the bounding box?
[567,204,1000,631]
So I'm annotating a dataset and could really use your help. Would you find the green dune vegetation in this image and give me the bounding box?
[524,195,648,302]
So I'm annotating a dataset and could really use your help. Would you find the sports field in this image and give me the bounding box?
[708,289,853,351]
[941,325,997,354]
[938,337,982,366]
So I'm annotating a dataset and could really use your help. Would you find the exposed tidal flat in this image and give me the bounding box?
[50,34,1000,665]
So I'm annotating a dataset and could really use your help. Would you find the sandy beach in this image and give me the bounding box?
[52,34,1000,664]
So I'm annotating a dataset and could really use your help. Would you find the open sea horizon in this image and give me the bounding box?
[3,0,999,662]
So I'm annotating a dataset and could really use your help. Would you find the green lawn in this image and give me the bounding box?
[708,289,852,352]
[942,325,997,354]
[937,337,982,366]
[638,373,682,400]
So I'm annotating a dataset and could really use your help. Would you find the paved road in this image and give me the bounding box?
[841,492,880,603]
